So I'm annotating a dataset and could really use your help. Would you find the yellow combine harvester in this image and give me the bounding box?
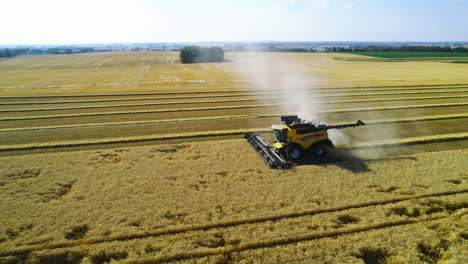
[245,115,365,169]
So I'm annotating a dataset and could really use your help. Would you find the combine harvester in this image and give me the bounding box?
[245,115,365,169]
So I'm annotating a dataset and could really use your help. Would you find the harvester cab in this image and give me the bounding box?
[244,115,365,169]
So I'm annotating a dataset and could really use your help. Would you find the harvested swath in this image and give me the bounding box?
[1,88,467,106]
[364,112,468,124]
[2,103,467,133]
[0,83,467,102]
[2,94,468,114]
[347,132,468,149]
[0,189,465,257]
[0,114,272,133]
[2,102,468,122]
[0,128,467,152]
[5,99,468,124]
[0,128,265,151]
[1,112,467,134]
[2,115,467,147]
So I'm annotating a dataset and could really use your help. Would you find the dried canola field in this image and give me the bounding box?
[0,52,467,264]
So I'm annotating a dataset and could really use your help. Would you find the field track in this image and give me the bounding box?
[0,129,467,152]
[0,82,467,153]
[1,83,467,99]
[1,112,467,134]
[1,94,468,113]
[1,102,467,122]
[1,87,467,106]
[0,189,465,258]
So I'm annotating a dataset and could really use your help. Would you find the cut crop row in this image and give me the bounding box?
[1,112,467,134]
[0,121,466,151]
[1,102,467,122]
[1,94,467,114]
[0,83,466,100]
[1,104,467,132]
[0,87,466,106]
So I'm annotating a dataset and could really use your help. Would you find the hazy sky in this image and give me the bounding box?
[2,0,468,44]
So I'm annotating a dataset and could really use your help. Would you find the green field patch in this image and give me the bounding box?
[334,57,402,62]
[452,61,468,64]
[346,52,468,58]
[335,52,468,63]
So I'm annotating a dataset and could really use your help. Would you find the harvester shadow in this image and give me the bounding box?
[295,148,418,174]
[294,148,372,173]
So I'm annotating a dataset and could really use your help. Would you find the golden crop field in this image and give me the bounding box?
[0,51,467,264]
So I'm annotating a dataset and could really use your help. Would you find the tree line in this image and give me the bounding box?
[265,46,318,53]
[0,47,95,58]
[179,46,224,63]
[325,45,468,53]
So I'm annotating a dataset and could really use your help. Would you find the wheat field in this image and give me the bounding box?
[0,52,467,264]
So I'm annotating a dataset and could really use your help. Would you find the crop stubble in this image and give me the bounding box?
[0,140,467,263]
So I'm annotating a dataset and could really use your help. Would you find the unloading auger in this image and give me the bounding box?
[244,115,365,169]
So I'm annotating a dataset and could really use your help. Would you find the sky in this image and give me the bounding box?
[1,0,468,44]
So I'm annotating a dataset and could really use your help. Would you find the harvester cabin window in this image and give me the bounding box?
[273,129,287,142]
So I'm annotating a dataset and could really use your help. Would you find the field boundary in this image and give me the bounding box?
[0,189,466,257]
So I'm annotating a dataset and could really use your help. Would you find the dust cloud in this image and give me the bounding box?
[230,52,323,121]
[230,51,397,159]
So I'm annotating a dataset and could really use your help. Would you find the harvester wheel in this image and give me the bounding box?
[287,144,303,160]
[312,144,327,157]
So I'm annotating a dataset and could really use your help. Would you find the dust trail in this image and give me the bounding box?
[230,52,355,147]
[230,52,323,121]
[229,51,400,159]
[327,129,351,145]
[330,117,397,159]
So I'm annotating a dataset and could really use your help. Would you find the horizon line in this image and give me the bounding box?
[2,40,468,47]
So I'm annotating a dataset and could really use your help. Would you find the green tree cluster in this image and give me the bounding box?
[179,46,224,63]
[0,49,13,57]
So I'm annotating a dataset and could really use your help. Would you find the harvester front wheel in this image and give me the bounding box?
[287,144,303,160]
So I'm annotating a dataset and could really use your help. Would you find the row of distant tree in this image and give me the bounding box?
[229,45,468,53]
[4,45,466,60]
[179,46,224,63]
[265,46,318,53]
[0,47,95,58]
[325,45,468,53]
